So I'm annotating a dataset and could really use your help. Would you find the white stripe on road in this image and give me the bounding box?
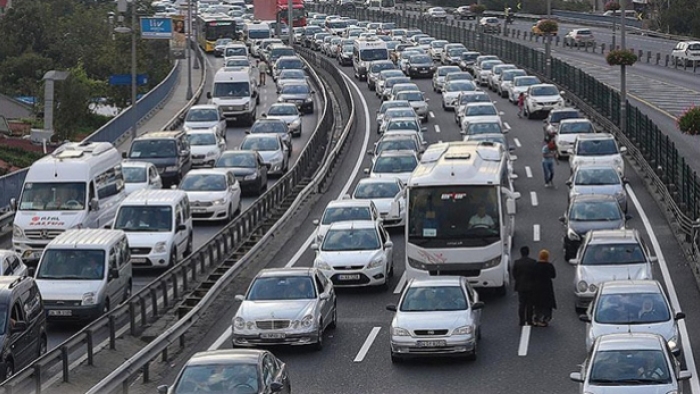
[518,325,532,356]
[533,224,540,242]
[435,125,441,133]
[209,327,232,350]
[429,111,435,118]
[530,191,538,206]
[354,327,381,362]
[525,166,532,178]
[503,122,510,130]
[626,185,700,393]
[513,138,521,148]
[393,272,407,294]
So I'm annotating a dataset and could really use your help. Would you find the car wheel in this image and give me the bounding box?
[185,234,193,256]
[466,340,477,361]
[495,283,507,297]
[38,335,48,357]
[391,353,402,363]
[169,248,177,268]
[123,280,132,303]
[526,108,532,119]
[312,322,324,351]
[3,360,14,380]
[226,203,234,222]
[329,303,337,329]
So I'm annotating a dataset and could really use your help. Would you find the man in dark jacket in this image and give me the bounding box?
[512,246,537,326]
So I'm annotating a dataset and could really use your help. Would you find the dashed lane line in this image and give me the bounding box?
[533,224,540,242]
[354,327,382,362]
[525,166,532,178]
[393,272,407,294]
[518,325,532,356]
[530,191,539,206]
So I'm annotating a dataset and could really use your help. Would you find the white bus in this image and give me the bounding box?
[404,141,520,295]
[352,38,389,80]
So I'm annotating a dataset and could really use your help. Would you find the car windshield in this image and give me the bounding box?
[187,133,217,146]
[445,81,476,92]
[560,121,594,134]
[481,61,501,71]
[409,55,432,64]
[342,44,354,53]
[386,120,419,131]
[36,249,105,280]
[277,59,303,69]
[186,109,219,122]
[465,105,497,116]
[216,38,233,46]
[461,52,480,61]
[131,139,177,159]
[514,77,540,86]
[594,292,671,324]
[180,174,226,192]
[581,243,647,265]
[281,84,310,94]
[376,138,418,154]
[321,206,372,225]
[588,350,671,385]
[217,153,257,168]
[322,228,380,251]
[379,101,409,113]
[576,139,619,156]
[459,93,489,105]
[502,71,526,81]
[386,78,409,88]
[19,182,87,211]
[373,155,418,173]
[467,122,502,134]
[174,362,260,393]
[225,58,249,67]
[267,105,298,116]
[448,48,465,57]
[570,200,621,221]
[431,41,447,49]
[114,206,172,232]
[385,109,416,119]
[400,286,467,311]
[370,62,395,73]
[224,47,247,57]
[213,82,250,98]
[247,276,316,301]
[396,92,424,102]
[530,85,559,96]
[392,29,406,35]
[550,111,580,123]
[575,168,620,185]
[123,167,147,183]
[354,182,401,199]
[446,73,474,82]
[251,121,287,134]
[241,137,279,151]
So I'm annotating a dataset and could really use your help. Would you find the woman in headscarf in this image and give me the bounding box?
[532,249,557,327]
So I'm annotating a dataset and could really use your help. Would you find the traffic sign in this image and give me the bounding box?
[140,17,173,39]
[109,74,149,86]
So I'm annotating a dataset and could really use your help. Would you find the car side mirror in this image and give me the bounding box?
[220,116,226,121]
[675,312,686,320]
[498,111,504,116]
[566,149,574,154]
[566,180,572,187]
[121,152,127,159]
[10,321,27,334]
[363,168,370,174]
[384,241,393,248]
[367,150,374,155]
[578,314,591,323]
[9,198,16,211]
[234,294,245,302]
[109,268,120,280]
[569,259,579,266]
[625,215,633,221]
[569,372,583,383]
[558,216,566,223]
[386,304,397,312]
[560,91,566,95]
[157,385,169,394]
[472,301,484,310]
[270,382,285,393]
[28,267,35,277]
[310,243,319,250]
[319,293,331,300]
[90,198,100,211]
[619,146,628,153]
[506,198,516,215]
[177,224,187,232]
[678,370,693,381]
[421,127,428,133]
[312,219,320,225]
[206,92,212,99]
[180,150,189,156]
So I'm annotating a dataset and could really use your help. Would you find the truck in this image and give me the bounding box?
[254,0,306,27]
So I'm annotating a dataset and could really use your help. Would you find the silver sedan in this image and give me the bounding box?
[387,276,484,362]
[231,267,337,350]
[568,166,628,213]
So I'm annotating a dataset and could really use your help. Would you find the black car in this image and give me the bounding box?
[125,130,192,187]
[0,276,47,380]
[216,151,269,195]
[405,54,436,78]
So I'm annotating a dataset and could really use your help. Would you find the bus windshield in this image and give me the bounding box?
[19,182,87,211]
[360,49,389,61]
[408,186,501,247]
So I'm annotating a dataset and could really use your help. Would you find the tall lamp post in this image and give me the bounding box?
[619,0,627,134]
[288,0,293,47]
[186,0,193,100]
[545,0,552,78]
[115,0,138,140]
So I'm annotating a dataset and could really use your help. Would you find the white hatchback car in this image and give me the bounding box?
[554,118,596,157]
[183,104,227,140]
[312,199,381,244]
[122,161,163,196]
[311,220,394,287]
[364,150,419,184]
[460,102,504,133]
[387,276,483,362]
[351,177,406,227]
[568,134,627,176]
[179,169,242,222]
[186,129,226,168]
[523,83,565,119]
[0,250,28,277]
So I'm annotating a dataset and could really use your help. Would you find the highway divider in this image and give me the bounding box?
[314,3,700,279]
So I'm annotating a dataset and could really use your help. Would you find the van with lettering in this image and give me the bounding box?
[11,142,126,264]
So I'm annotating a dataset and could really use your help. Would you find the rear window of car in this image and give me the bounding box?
[576,30,592,35]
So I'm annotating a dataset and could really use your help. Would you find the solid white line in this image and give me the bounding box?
[209,327,232,350]
[517,325,531,356]
[533,224,540,242]
[525,166,532,178]
[429,111,435,118]
[434,125,441,133]
[393,272,407,294]
[626,185,700,393]
[504,122,510,130]
[354,327,381,362]
[514,138,521,148]
[530,191,538,206]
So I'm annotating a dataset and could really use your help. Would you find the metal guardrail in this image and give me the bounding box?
[0,43,209,394]
[85,47,355,394]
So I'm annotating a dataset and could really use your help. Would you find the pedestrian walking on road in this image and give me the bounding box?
[517,93,525,118]
[513,246,537,327]
[542,139,558,187]
[257,60,267,86]
[532,249,557,327]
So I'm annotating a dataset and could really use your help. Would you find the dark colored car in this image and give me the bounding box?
[405,54,436,78]
[126,131,192,186]
[215,150,269,195]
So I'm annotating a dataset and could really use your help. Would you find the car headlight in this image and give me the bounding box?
[82,292,98,306]
[315,259,331,270]
[165,166,179,172]
[212,198,226,205]
[306,97,313,102]
[278,97,284,102]
[453,325,474,335]
[154,241,167,253]
[410,66,417,70]
[233,317,246,329]
[613,157,622,166]
[206,150,218,157]
[367,257,384,269]
[577,280,589,293]
[244,173,257,180]
[301,314,315,328]
[483,256,501,269]
[567,228,580,241]
[588,283,597,292]
[291,119,301,127]
[668,336,679,353]
[392,327,410,336]
[12,225,24,238]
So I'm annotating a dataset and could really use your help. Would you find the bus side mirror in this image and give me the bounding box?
[9,198,16,211]
[506,198,516,215]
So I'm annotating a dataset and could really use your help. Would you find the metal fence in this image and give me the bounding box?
[0,44,345,394]
[316,3,700,254]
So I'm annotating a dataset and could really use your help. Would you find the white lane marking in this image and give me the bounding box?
[429,111,435,118]
[530,191,538,206]
[533,224,540,242]
[393,272,407,294]
[514,138,521,148]
[525,166,532,178]
[504,122,510,130]
[209,327,232,350]
[435,125,441,133]
[626,185,700,393]
[518,325,532,356]
[208,70,373,351]
[354,327,381,362]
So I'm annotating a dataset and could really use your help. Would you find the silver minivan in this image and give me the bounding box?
[34,229,133,322]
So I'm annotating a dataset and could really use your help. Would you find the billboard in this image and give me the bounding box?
[170,15,186,59]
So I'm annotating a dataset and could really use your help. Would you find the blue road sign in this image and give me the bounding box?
[140,17,173,39]
[109,74,149,86]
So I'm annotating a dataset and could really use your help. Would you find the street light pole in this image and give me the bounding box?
[288,0,294,46]
[619,0,627,134]
[186,0,193,100]
[545,0,552,78]
[131,0,138,140]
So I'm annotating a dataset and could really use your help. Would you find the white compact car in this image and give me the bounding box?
[264,103,303,137]
[179,169,242,222]
[122,161,163,196]
[523,83,565,119]
[460,103,504,133]
[0,250,28,277]
[183,104,227,140]
[364,150,419,184]
[186,129,226,168]
[312,199,381,244]
[568,133,627,176]
[351,177,406,227]
[441,80,478,111]
[554,118,596,157]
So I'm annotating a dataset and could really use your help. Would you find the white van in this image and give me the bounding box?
[353,38,389,80]
[11,142,126,263]
[207,68,259,126]
[243,23,272,57]
[34,229,132,321]
[112,189,193,269]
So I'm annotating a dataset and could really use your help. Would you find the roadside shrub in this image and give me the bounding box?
[606,49,638,66]
[469,4,486,15]
[536,19,559,35]
[604,1,621,11]
[677,106,700,135]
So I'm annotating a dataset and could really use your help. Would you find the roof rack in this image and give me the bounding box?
[51,141,113,159]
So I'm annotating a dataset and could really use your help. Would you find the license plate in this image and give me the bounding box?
[419,70,429,74]
[132,258,148,264]
[417,340,446,347]
[338,274,360,280]
[48,310,72,317]
[260,333,285,339]
[192,209,206,213]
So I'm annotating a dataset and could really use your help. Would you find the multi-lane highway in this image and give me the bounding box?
[123,39,700,393]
